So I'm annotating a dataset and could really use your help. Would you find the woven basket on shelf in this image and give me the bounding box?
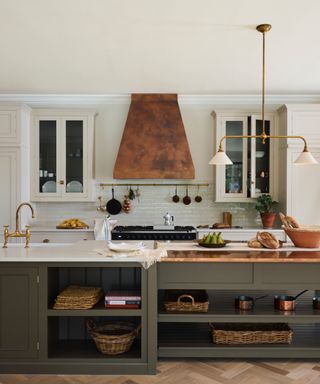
[87,320,141,355]
[164,290,209,313]
[210,323,293,345]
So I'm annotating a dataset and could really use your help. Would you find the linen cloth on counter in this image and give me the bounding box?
[91,247,167,269]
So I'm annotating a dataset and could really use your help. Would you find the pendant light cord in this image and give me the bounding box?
[262,30,266,137]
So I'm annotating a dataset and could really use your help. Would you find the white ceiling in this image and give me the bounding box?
[1,0,320,95]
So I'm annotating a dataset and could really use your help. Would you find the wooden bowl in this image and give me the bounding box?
[283,226,320,248]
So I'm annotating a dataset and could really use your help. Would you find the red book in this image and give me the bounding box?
[105,304,140,309]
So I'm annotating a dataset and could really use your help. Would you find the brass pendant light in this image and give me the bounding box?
[209,24,318,166]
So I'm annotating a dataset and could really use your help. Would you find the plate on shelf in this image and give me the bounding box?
[66,180,83,193]
[256,151,265,158]
[107,242,146,253]
[42,180,56,193]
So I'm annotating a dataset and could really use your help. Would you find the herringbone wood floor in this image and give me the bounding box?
[1,360,320,384]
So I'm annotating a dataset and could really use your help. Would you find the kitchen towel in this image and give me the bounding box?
[94,217,117,240]
[92,247,167,269]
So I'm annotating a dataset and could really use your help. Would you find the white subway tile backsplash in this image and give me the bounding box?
[31,182,262,229]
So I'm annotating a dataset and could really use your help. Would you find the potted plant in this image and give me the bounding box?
[255,194,277,229]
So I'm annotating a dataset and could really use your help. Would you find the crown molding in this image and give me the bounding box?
[0,93,319,106]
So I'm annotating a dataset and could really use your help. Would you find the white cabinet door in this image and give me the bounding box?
[287,150,320,225]
[31,110,95,202]
[278,104,320,224]
[0,149,18,228]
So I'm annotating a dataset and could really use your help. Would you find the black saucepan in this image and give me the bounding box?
[106,187,122,215]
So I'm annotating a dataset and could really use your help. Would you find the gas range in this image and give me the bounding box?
[111,225,197,241]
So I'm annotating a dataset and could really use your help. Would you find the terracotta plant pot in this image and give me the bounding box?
[260,212,276,229]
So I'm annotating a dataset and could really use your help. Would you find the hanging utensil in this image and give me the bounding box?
[135,186,141,203]
[194,186,202,203]
[172,186,180,203]
[129,186,135,200]
[97,196,107,211]
[183,186,191,205]
[106,187,122,215]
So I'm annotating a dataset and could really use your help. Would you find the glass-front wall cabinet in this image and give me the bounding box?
[32,111,95,202]
[214,111,276,202]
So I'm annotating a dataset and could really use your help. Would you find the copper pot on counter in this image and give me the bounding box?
[235,294,268,310]
[274,290,308,311]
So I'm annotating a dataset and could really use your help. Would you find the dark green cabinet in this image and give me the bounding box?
[0,267,38,359]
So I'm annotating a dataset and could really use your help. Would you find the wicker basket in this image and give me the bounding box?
[87,320,141,355]
[210,323,293,345]
[164,290,209,312]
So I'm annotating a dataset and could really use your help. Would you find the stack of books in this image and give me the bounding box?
[104,290,141,309]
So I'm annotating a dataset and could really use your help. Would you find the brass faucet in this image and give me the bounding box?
[3,202,35,248]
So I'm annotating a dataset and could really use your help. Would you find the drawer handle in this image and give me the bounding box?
[43,238,50,243]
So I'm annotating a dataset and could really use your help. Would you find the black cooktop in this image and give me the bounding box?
[113,225,196,232]
[111,225,197,240]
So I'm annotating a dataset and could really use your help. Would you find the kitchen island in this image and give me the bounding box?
[1,241,320,374]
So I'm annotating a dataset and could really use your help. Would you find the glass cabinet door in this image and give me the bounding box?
[32,111,94,202]
[38,120,57,194]
[250,116,271,197]
[64,120,84,194]
[223,118,248,199]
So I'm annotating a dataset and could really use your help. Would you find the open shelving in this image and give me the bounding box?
[158,323,320,358]
[157,255,320,360]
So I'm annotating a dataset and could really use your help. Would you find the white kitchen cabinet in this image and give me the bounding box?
[31,109,96,202]
[278,104,320,225]
[0,105,30,233]
[212,111,278,202]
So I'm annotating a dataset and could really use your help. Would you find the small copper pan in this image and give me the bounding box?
[274,290,308,311]
[235,294,268,311]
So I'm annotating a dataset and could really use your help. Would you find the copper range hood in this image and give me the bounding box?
[113,94,195,179]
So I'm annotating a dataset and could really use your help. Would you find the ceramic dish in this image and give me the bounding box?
[42,180,56,193]
[66,180,83,193]
[197,241,227,248]
[107,242,146,252]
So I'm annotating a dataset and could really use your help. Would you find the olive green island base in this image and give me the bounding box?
[1,245,320,374]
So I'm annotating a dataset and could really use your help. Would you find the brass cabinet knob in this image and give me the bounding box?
[43,238,50,243]
[59,180,64,185]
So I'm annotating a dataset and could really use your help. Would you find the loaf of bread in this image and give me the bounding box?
[248,238,264,249]
[279,212,300,228]
[257,231,280,249]
[212,223,231,229]
[286,215,300,228]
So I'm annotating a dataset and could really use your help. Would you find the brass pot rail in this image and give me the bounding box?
[98,183,209,188]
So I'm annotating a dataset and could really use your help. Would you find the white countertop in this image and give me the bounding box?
[0,240,155,263]
[196,228,283,232]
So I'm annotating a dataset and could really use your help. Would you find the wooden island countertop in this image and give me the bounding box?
[156,242,320,263]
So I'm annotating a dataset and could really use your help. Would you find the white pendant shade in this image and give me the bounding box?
[294,150,318,165]
[209,150,233,165]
